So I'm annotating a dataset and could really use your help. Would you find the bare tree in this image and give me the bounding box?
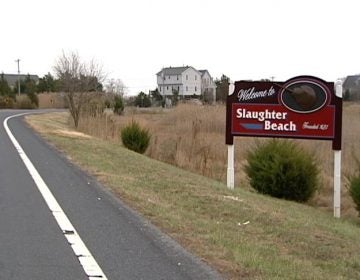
[105,78,126,97]
[53,50,105,128]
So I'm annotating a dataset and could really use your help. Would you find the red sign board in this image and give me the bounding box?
[226,76,342,150]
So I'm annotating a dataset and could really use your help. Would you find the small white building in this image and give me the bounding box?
[156,66,216,99]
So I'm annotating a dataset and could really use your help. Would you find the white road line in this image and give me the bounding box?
[4,113,108,280]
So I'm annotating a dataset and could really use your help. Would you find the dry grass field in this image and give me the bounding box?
[26,111,360,279]
[38,92,67,109]
[76,102,360,218]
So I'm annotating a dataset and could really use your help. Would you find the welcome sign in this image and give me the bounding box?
[226,76,342,150]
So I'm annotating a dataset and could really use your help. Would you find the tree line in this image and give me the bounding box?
[0,72,77,108]
[1,50,231,128]
[0,72,60,96]
[0,73,43,108]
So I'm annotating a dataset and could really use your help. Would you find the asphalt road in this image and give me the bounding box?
[0,110,222,280]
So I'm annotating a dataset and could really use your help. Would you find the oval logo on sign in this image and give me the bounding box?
[279,80,329,113]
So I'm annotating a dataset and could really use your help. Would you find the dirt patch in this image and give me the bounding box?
[54,129,92,139]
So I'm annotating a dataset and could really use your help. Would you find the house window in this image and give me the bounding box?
[166,86,169,90]
[177,75,179,80]
[195,86,197,92]
[186,86,188,91]
[177,86,180,91]
[195,75,197,80]
[168,76,170,79]
[186,75,188,80]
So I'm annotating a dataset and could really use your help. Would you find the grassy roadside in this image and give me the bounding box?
[26,112,360,280]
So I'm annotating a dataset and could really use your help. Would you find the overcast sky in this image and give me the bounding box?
[1,0,359,95]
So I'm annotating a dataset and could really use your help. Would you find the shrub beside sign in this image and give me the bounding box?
[226,76,342,150]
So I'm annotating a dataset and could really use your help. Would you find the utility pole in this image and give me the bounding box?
[15,59,20,96]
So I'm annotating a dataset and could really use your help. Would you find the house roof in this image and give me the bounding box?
[1,74,39,87]
[199,70,209,77]
[343,75,360,89]
[156,66,191,76]
[156,66,190,76]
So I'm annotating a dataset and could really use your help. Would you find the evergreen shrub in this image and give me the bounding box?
[114,96,124,115]
[27,92,39,107]
[349,176,360,216]
[348,158,360,216]
[245,139,319,202]
[121,121,150,154]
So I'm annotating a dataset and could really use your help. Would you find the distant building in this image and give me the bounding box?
[1,74,39,89]
[343,75,360,101]
[156,66,216,99]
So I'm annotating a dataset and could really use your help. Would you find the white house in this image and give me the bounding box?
[156,66,216,99]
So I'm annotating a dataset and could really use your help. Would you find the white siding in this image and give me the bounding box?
[158,81,182,96]
[202,72,212,87]
[201,71,216,95]
[157,75,165,86]
[162,74,181,85]
[181,68,201,96]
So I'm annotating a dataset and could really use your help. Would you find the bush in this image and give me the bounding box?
[349,175,360,216]
[135,92,151,108]
[0,96,15,108]
[114,96,124,115]
[245,139,319,202]
[27,92,39,108]
[348,157,360,216]
[121,121,151,154]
